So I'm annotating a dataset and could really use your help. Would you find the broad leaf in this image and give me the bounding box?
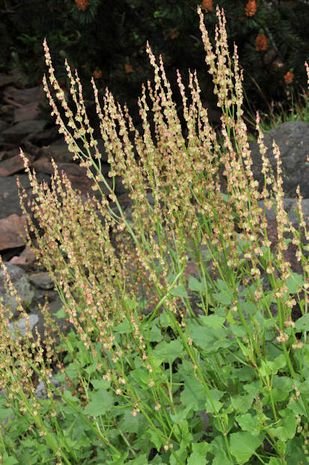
[295,313,309,332]
[152,339,183,364]
[188,276,205,293]
[84,389,114,417]
[229,432,262,464]
[187,443,211,465]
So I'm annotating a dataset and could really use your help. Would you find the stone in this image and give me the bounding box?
[0,173,50,219]
[35,377,61,399]
[259,198,309,225]
[0,120,9,133]
[3,86,43,106]
[0,214,27,250]
[14,101,40,123]
[26,126,59,145]
[29,271,54,290]
[8,313,39,338]
[8,246,36,267]
[41,138,74,163]
[250,121,309,198]
[0,263,34,315]
[0,153,33,176]
[2,120,47,143]
[0,74,15,88]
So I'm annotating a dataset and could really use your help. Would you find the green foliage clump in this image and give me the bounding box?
[0,6,308,465]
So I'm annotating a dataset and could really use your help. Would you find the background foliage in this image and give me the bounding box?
[0,0,309,120]
[0,0,308,121]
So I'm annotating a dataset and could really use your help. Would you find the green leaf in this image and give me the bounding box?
[269,412,297,441]
[149,324,163,342]
[236,413,260,435]
[114,319,132,334]
[295,313,309,332]
[2,455,18,465]
[268,459,281,465]
[127,454,148,465]
[152,339,183,364]
[91,379,110,390]
[149,429,164,450]
[229,432,262,464]
[212,437,232,465]
[187,320,229,353]
[0,398,13,422]
[55,308,66,319]
[170,285,188,298]
[205,389,224,414]
[231,394,254,413]
[200,315,225,329]
[120,411,142,434]
[187,443,211,465]
[181,376,207,411]
[84,389,114,417]
[259,355,286,377]
[285,272,304,294]
[213,280,234,306]
[170,405,192,423]
[188,276,205,293]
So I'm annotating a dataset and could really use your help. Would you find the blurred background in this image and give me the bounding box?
[0,0,308,127]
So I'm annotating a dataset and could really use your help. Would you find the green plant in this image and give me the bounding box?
[0,6,308,465]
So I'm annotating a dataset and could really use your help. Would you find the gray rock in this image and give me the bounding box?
[29,271,54,290]
[8,313,39,338]
[0,263,34,316]
[42,138,74,163]
[0,173,50,219]
[250,121,309,198]
[35,376,61,399]
[3,86,43,106]
[2,120,47,143]
[259,198,309,225]
[0,120,9,133]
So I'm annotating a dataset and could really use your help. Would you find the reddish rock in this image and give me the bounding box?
[0,214,27,250]
[9,246,36,267]
[0,153,32,176]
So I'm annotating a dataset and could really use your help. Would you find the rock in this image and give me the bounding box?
[0,153,33,176]
[0,214,27,250]
[35,377,61,399]
[0,263,34,315]
[0,173,50,219]
[3,86,43,106]
[0,120,9,133]
[29,272,54,290]
[250,121,309,198]
[0,104,14,124]
[26,126,59,146]
[259,198,309,225]
[0,74,15,88]
[2,120,47,143]
[8,246,36,267]
[8,313,39,338]
[14,101,40,123]
[0,147,20,162]
[40,138,74,163]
